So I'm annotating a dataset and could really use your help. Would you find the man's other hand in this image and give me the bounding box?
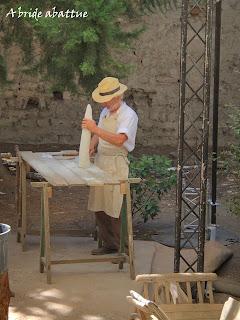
[82,119,97,133]
[89,144,96,156]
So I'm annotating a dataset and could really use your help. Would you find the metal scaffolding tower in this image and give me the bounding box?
[175,0,214,272]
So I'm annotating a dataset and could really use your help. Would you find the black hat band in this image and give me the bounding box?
[99,86,120,96]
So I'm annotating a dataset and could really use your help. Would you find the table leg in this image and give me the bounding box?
[40,193,45,274]
[126,182,135,280]
[21,160,27,251]
[43,184,52,284]
[16,155,22,243]
[119,196,127,270]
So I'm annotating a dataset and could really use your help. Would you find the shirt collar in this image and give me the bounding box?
[105,101,123,118]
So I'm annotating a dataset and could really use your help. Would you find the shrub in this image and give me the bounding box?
[129,154,176,222]
[221,105,240,216]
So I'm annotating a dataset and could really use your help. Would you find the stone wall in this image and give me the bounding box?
[0,0,239,152]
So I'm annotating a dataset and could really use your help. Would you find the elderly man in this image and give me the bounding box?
[82,77,138,255]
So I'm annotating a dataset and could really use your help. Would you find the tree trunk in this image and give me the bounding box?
[0,272,11,320]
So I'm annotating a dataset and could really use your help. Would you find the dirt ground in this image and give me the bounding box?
[0,143,240,286]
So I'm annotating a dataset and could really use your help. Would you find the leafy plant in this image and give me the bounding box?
[0,0,179,94]
[1,0,143,93]
[129,154,176,222]
[0,54,7,87]
[138,0,179,14]
[221,106,240,216]
[222,107,240,174]
[227,197,240,217]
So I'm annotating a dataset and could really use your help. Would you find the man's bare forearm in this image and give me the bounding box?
[94,127,127,147]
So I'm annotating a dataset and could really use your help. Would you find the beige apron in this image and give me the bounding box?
[87,111,129,218]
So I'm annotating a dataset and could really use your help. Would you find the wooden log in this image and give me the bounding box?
[0,272,11,320]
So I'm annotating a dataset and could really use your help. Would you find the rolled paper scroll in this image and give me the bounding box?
[79,104,92,168]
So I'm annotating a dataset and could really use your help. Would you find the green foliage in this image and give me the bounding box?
[0,55,7,85]
[0,0,179,94]
[222,107,240,176]
[221,106,240,216]
[138,0,179,14]
[0,54,13,89]
[230,107,240,140]
[227,197,240,217]
[129,154,176,222]
[0,0,142,94]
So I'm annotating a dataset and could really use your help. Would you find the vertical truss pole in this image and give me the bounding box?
[211,0,222,225]
[198,0,213,271]
[175,0,189,273]
[175,0,213,273]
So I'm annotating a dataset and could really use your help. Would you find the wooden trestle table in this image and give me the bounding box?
[16,150,140,284]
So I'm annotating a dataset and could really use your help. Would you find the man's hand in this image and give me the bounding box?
[89,134,99,157]
[89,142,96,156]
[82,119,97,133]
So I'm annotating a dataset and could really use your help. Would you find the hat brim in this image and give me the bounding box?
[92,83,128,103]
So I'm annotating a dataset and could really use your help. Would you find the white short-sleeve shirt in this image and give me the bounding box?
[98,101,138,152]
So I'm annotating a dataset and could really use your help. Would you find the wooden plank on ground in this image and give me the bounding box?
[136,273,218,283]
[20,151,68,186]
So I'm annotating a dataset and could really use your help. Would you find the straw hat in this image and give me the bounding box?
[92,77,128,103]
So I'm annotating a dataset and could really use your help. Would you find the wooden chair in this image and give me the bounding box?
[127,290,170,320]
[135,273,218,305]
